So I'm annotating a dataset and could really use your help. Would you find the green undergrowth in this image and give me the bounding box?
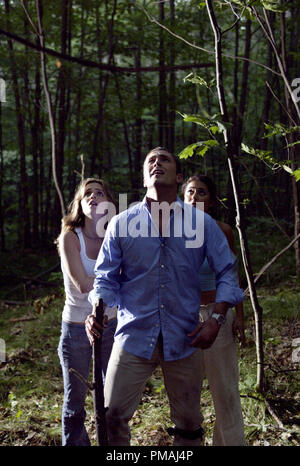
[0,238,299,446]
[0,282,299,446]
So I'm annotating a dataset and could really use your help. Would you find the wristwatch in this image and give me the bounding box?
[211,312,226,326]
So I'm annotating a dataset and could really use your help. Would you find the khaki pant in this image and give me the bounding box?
[104,339,204,446]
[199,304,246,446]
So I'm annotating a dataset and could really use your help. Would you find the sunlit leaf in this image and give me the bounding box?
[178,140,219,159]
[292,169,300,182]
[264,123,300,138]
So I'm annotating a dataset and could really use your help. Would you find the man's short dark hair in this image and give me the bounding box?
[145,146,182,174]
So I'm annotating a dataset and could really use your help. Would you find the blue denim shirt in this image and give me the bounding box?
[90,196,244,361]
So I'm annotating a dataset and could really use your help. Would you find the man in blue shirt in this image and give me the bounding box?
[86,147,244,446]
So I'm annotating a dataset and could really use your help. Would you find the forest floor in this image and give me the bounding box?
[0,246,299,447]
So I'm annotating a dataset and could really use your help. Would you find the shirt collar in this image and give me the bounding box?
[141,195,184,211]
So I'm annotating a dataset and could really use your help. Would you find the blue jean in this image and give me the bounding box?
[57,318,116,446]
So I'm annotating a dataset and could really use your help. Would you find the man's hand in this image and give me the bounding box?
[85,312,108,346]
[188,318,220,349]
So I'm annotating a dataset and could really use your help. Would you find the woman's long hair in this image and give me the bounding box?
[56,178,116,245]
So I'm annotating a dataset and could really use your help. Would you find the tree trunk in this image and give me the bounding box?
[0,101,5,250]
[205,0,265,392]
[31,48,42,243]
[5,0,31,249]
[90,0,117,176]
[36,0,66,228]
[72,1,87,193]
[52,0,70,231]
[168,0,175,154]
[235,19,251,147]
[158,1,167,146]
[113,71,134,189]
[280,8,300,276]
[134,35,142,200]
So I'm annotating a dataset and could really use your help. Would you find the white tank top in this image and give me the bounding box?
[61,227,98,323]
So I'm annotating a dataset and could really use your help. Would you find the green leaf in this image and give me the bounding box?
[197,2,206,10]
[183,72,215,89]
[285,141,300,149]
[178,140,219,159]
[241,143,300,179]
[179,113,212,127]
[264,123,300,138]
[16,409,23,419]
[261,0,286,12]
[283,165,293,175]
[241,143,273,160]
[292,169,300,182]
[178,112,231,135]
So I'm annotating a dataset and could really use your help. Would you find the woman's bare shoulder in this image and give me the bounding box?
[59,229,80,250]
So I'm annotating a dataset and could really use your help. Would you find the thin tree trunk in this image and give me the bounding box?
[36,0,66,222]
[31,48,42,243]
[72,1,87,193]
[134,34,142,199]
[0,101,5,250]
[168,0,175,154]
[235,19,251,147]
[158,1,167,146]
[91,0,117,176]
[113,72,134,189]
[232,23,239,136]
[52,0,69,230]
[280,8,300,276]
[5,0,30,249]
[39,113,46,237]
[205,0,264,392]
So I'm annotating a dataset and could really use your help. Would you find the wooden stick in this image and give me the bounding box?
[92,299,108,446]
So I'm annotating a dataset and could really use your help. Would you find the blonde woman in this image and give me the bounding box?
[182,174,246,446]
[57,178,117,446]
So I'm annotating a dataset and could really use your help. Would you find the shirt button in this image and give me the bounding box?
[161,242,165,247]
[160,304,164,309]
[161,284,165,288]
[152,338,155,342]
[161,264,164,268]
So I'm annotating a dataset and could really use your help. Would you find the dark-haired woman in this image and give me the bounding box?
[182,175,246,446]
[57,178,117,446]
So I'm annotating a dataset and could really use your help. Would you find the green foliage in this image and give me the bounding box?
[178,140,219,159]
[241,143,300,181]
[263,123,300,138]
[260,0,287,13]
[183,72,216,89]
[178,112,230,134]
[292,169,300,182]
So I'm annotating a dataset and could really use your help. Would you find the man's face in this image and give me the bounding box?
[143,150,182,189]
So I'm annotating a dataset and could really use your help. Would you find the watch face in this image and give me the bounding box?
[212,313,226,325]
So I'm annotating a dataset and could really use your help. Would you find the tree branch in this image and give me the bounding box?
[35,0,66,217]
[0,27,213,73]
[244,233,300,295]
[131,0,281,77]
[251,7,300,121]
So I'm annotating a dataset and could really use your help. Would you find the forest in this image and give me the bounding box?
[0,0,299,447]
